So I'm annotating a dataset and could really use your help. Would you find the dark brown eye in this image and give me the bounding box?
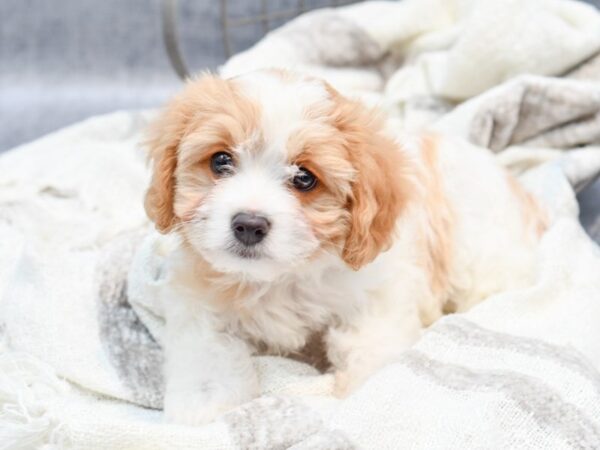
[292,167,317,191]
[210,152,234,176]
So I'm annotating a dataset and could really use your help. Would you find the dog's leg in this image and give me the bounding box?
[326,286,424,397]
[162,291,258,425]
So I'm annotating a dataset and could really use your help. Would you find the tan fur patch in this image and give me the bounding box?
[286,123,355,253]
[418,136,455,316]
[324,85,415,270]
[281,80,417,268]
[506,173,548,237]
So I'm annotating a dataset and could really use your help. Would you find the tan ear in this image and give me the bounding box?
[144,73,216,232]
[144,135,179,233]
[330,92,411,270]
[144,97,190,233]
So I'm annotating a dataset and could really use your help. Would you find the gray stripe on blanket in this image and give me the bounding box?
[430,317,600,394]
[223,396,354,450]
[97,231,164,409]
[402,350,600,449]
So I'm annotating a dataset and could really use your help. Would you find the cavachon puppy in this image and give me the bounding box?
[144,69,546,425]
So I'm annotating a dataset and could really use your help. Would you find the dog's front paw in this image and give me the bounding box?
[163,391,237,426]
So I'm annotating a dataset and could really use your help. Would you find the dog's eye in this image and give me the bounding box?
[210,152,234,176]
[292,167,317,192]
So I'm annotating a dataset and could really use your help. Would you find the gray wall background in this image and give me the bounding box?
[0,0,347,152]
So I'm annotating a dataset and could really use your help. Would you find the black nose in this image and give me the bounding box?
[231,212,270,246]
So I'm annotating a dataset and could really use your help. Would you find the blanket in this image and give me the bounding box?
[2,0,600,448]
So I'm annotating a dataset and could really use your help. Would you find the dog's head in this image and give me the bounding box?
[145,70,411,281]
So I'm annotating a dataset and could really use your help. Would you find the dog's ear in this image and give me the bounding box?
[328,90,412,270]
[144,73,223,233]
[342,136,408,270]
[144,102,185,233]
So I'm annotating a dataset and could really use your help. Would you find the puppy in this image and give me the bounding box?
[144,69,546,425]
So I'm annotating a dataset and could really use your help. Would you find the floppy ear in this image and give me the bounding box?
[144,132,179,233]
[144,104,186,233]
[330,93,412,270]
[144,73,223,233]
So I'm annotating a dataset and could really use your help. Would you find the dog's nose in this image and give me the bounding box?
[231,212,270,246]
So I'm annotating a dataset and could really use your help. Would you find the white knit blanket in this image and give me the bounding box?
[2,0,600,448]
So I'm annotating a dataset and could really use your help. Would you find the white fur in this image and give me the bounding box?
[235,70,331,149]
[186,151,319,282]
[158,74,541,425]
